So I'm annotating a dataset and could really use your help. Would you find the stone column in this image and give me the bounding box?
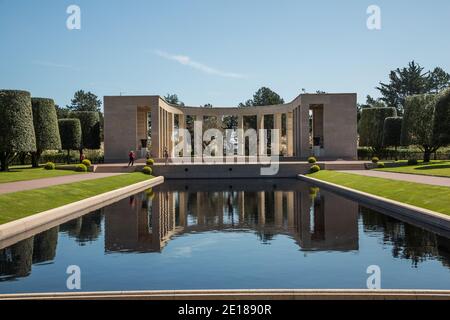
[168,113,174,157]
[274,113,282,156]
[286,112,293,156]
[238,191,245,224]
[287,192,294,227]
[257,191,265,226]
[274,191,283,226]
[237,115,245,159]
[179,192,187,227]
[151,105,160,158]
[257,114,266,156]
[178,114,186,158]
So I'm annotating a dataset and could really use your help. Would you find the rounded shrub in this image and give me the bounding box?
[70,111,101,150]
[308,156,317,164]
[371,157,379,163]
[377,162,385,168]
[75,163,87,172]
[0,90,37,171]
[142,166,152,175]
[408,159,418,166]
[146,158,155,166]
[44,162,56,170]
[309,164,320,173]
[82,159,92,167]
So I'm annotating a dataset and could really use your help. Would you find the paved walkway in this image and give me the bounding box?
[0,173,124,195]
[339,170,450,187]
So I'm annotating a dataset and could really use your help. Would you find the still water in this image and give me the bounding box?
[1,179,449,293]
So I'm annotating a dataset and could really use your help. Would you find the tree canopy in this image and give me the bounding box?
[401,94,439,162]
[164,93,185,106]
[376,61,450,115]
[58,118,82,152]
[358,107,397,153]
[238,87,284,108]
[432,88,450,146]
[382,117,403,147]
[67,90,102,112]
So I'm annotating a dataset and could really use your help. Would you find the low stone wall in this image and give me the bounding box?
[298,174,450,231]
[0,176,164,249]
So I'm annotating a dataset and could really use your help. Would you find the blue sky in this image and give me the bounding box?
[1,0,449,109]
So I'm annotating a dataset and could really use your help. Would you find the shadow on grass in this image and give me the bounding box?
[415,164,450,171]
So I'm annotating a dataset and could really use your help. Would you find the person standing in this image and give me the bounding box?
[128,150,135,167]
[163,147,169,165]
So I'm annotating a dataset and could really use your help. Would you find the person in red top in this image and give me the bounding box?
[128,150,135,167]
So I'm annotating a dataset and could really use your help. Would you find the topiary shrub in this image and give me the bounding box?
[31,98,61,167]
[44,162,56,170]
[371,157,379,163]
[408,159,418,166]
[308,156,317,164]
[433,88,450,146]
[82,159,92,167]
[309,165,320,173]
[142,166,152,175]
[359,107,397,151]
[69,111,101,150]
[75,163,87,172]
[59,118,81,163]
[377,162,385,168]
[146,158,155,166]
[0,90,37,171]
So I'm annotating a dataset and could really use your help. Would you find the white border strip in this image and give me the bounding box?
[0,176,164,248]
[298,174,450,231]
[0,289,449,300]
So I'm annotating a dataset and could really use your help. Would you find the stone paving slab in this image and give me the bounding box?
[338,170,450,187]
[0,173,124,195]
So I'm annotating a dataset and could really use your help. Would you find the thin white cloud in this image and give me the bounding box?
[32,60,78,70]
[155,50,245,79]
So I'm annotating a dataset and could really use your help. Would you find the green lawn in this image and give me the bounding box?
[308,170,450,215]
[0,172,153,224]
[375,161,450,177]
[0,166,81,184]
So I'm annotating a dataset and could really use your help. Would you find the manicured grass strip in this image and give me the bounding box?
[0,173,152,224]
[375,161,450,178]
[308,170,450,215]
[0,167,80,184]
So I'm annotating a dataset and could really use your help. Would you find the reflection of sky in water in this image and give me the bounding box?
[1,179,450,293]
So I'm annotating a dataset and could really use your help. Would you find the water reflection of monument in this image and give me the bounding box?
[104,180,359,253]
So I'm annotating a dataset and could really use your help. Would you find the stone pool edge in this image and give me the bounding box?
[0,176,164,248]
[298,174,450,231]
[0,289,449,300]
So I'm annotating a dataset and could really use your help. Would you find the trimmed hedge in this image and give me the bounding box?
[0,90,36,170]
[382,117,402,147]
[359,107,397,150]
[82,159,92,167]
[31,98,61,151]
[44,162,56,170]
[31,98,61,167]
[308,156,317,164]
[142,166,152,175]
[58,119,82,151]
[75,163,87,172]
[433,88,450,145]
[70,111,101,150]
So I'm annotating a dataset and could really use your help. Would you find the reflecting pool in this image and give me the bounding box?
[1,179,449,293]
